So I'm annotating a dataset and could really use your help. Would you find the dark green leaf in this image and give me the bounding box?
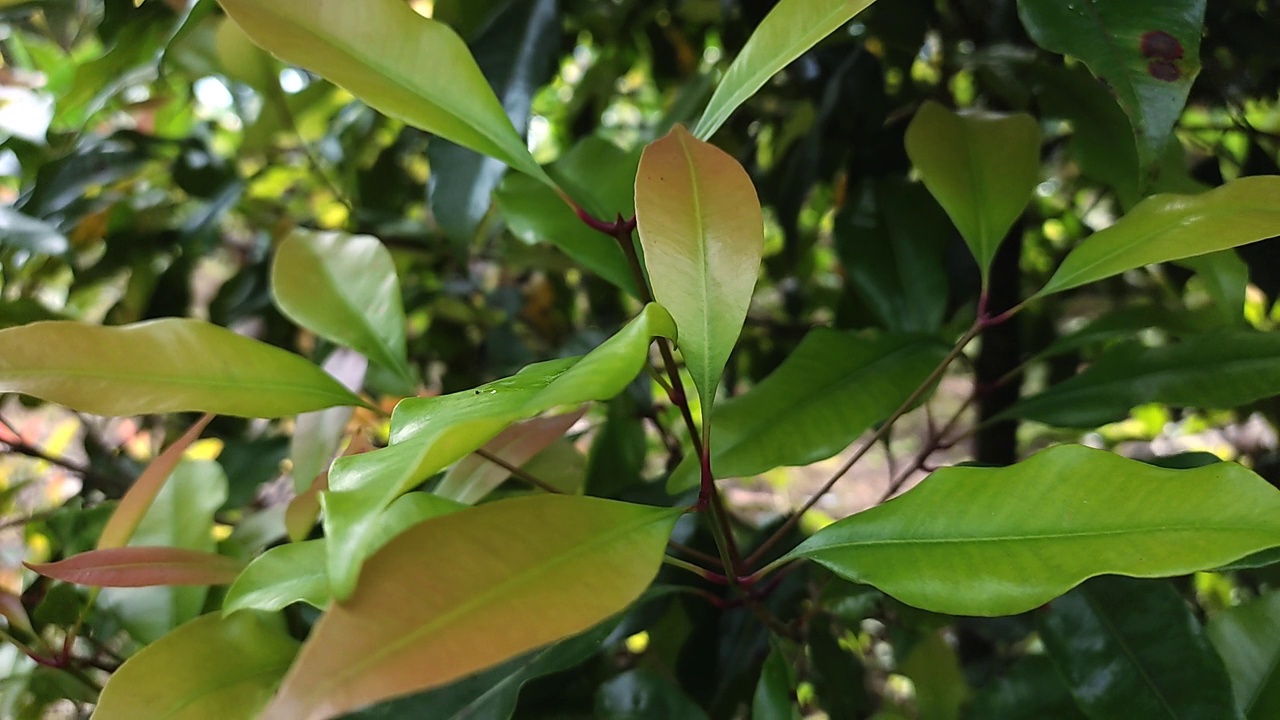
[1207,591,1280,719]
[1039,576,1238,719]
[753,641,802,720]
[1010,330,1280,427]
[966,655,1086,720]
[669,331,947,493]
[1018,0,1206,173]
[596,668,709,720]
[808,623,867,720]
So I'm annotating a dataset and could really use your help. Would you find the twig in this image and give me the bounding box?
[473,448,561,495]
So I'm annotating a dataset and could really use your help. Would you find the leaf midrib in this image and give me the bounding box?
[0,365,354,403]
[238,1,520,168]
[1043,203,1280,294]
[675,129,715,402]
[315,507,673,701]
[1081,587,1180,719]
[804,524,1278,553]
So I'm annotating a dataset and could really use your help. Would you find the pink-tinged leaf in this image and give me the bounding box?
[635,124,764,410]
[435,408,585,504]
[0,589,33,636]
[262,495,681,720]
[26,547,243,587]
[94,611,300,720]
[97,414,214,551]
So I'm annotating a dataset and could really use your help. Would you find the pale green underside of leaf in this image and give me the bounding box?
[904,101,1041,280]
[264,495,681,720]
[1037,176,1280,296]
[216,0,551,185]
[94,611,300,720]
[323,304,676,599]
[0,319,361,417]
[1008,330,1280,427]
[785,444,1280,616]
[668,330,947,492]
[693,0,878,140]
[272,230,411,385]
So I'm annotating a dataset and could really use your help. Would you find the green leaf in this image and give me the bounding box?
[435,408,584,505]
[216,0,551,185]
[495,172,638,295]
[1009,330,1280,428]
[753,641,802,720]
[1179,250,1249,322]
[223,493,464,615]
[94,611,300,720]
[324,304,675,598]
[547,134,644,221]
[784,445,1280,616]
[99,460,227,643]
[1208,591,1280,719]
[0,319,362,417]
[289,350,366,493]
[427,0,560,243]
[904,101,1040,281]
[668,331,947,493]
[262,495,681,720]
[835,179,951,334]
[966,655,1086,720]
[809,622,868,720]
[272,230,411,386]
[0,206,69,256]
[1039,576,1238,719]
[692,0,878,140]
[1037,177,1280,297]
[898,631,968,720]
[1017,0,1206,173]
[345,616,621,720]
[596,668,710,719]
[636,125,764,409]
[26,547,241,587]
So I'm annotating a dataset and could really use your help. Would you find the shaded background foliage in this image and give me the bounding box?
[2,0,1280,717]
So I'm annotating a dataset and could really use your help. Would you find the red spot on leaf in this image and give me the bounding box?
[1140,31,1184,60]
[1148,60,1182,82]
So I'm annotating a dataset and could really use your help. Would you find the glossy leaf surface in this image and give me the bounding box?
[966,655,1085,720]
[346,617,621,719]
[428,0,559,242]
[264,495,681,720]
[692,0,877,139]
[217,0,550,184]
[1010,330,1280,427]
[1207,591,1280,718]
[94,611,300,720]
[27,547,241,587]
[753,641,802,720]
[669,331,946,492]
[223,493,463,615]
[98,414,213,550]
[1037,176,1280,296]
[324,303,675,598]
[289,349,366,493]
[435,408,584,504]
[1039,576,1237,719]
[904,101,1040,280]
[785,445,1280,616]
[1018,0,1206,170]
[272,231,411,385]
[635,125,763,408]
[0,319,361,417]
[99,460,227,643]
[596,669,710,719]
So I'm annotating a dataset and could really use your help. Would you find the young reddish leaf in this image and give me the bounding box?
[435,408,585,504]
[0,319,363,417]
[26,547,243,587]
[263,495,681,720]
[0,589,33,637]
[94,611,300,720]
[97,413,213,551]
[635,124,764,410]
